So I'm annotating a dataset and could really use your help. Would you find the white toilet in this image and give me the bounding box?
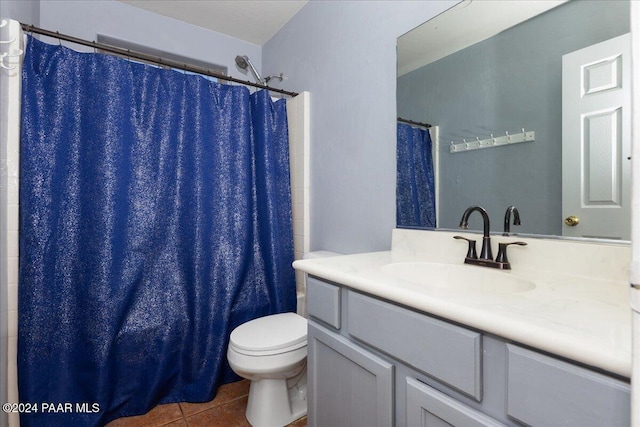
[227,251,340,426]
[227,312,308,427]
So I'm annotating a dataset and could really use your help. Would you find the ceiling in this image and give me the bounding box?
[118,0,308,45]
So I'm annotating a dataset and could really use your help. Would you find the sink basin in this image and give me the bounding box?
[380,262,536,294]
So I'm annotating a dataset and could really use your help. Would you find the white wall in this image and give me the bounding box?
[263,0,458,254]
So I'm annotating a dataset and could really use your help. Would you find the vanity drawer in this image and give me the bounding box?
[307,276,341,329]
[506,344,630,426]
[348,291,482,400]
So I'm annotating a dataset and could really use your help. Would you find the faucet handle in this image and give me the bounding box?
[454,236,478,259]
[495,241,528,265]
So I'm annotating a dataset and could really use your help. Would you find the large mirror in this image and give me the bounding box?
[397,0,631,240]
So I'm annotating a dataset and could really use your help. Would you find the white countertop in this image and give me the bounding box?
[294,229,632,378]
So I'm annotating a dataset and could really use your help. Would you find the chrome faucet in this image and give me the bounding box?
[458,205,492,260]
[454,205,527,270]
[503,206,521,236]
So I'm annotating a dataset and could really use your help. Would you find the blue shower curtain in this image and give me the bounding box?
[19,36,296,426]
[396,123,436,228]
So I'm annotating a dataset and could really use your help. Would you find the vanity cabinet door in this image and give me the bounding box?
[406,378,506,427]
[308,321,394,427]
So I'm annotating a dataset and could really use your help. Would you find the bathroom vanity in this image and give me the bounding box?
[293,229,631,427]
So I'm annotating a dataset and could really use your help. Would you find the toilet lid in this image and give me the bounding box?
[230,312,307,353]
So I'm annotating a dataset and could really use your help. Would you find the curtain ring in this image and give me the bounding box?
[56,31,61,46]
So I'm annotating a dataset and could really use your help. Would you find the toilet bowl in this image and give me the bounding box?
[227,312,308,427]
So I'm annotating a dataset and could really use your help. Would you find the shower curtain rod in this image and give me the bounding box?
[397,117,431,129]
[20,23,299,98]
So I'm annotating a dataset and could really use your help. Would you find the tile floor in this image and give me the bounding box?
[106,379,307,427]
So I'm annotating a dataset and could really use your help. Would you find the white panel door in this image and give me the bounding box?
[562,33,631,239]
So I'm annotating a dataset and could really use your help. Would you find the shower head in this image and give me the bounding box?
[235,55,264,85]
[234,55,249,70]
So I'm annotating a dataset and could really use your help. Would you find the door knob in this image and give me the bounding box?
[564,215,579,226]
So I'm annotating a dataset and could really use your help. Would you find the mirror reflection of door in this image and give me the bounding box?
[562,33,631,240]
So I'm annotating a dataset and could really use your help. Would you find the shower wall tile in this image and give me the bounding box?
[7,336,18,427]
[7,310,17,338]
[7,180,18,205]
[7,285,17,312]
[7,259,18,285]
[303,192,311,246]
[7,204,18,232]
[2,20,22,427]
[295,270,305,286]
[293,171,304,189]
[6,148,19,181]
[287,92,310,298]
[7,232,18,257]
[292,187,303,205]
[292,202,304,220]
[293,153,303,175]
[292,219,304,238]
[288,99,298,128]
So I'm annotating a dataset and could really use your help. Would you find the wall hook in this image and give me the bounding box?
[0,52,16,70]
[0,47,23,71]
[449,129,535,153]
[0,19,14,44]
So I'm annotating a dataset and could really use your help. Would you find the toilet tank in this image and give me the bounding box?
[297,251,341,318]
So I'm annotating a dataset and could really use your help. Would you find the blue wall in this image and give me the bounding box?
[0,0,40,26]
[264,1,458,253]
[2,0,261,84]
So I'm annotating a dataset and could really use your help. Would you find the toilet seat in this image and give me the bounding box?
[230,312,307,356]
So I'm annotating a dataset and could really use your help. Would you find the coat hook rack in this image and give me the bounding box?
[450,128,535,153]
[0,19,23,71]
